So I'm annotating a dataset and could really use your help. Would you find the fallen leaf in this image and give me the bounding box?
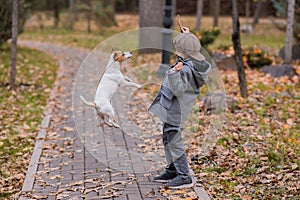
[145,188,156,197]
[173,189,185,195]
[63,126,74,131]
[291,163,298,171]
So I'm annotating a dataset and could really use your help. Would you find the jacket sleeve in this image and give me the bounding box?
[166,67,192,97]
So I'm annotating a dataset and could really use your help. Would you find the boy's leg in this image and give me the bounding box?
[164,130,190,177]
[163,128,193,188]
[173,152,190,178]
[153,127,179,183]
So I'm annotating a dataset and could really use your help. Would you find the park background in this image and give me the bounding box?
[0,0,299,199]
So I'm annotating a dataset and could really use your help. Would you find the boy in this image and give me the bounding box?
[148,27,211,189]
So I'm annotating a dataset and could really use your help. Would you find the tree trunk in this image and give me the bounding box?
[69,0,75,30]
[108,0,117,26]
[284,0,295,64]
[172,0,176,28]
[231,0,248,98]
[10,0,18,90]
[195,0,203,31]
[74,0,79,21]
[139,0,164,53]
[213,0,220,27]
[139,0,164,28]
[86,0,91,33]
[53,0,60,28]
[245,0,250,26]
[253,0,262,26]
[100,0,117,26]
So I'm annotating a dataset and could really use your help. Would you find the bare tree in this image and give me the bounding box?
[86,0,91,33]
[139,0,164,28]
[172,0,176,27]
[139,0,164,53]
[213,0,220,27]
[231,0,248,98]
[53,0,60,28]
[10,0,18,90]
[69,0,75,30]
[245,0,250,27]
[195,0,203,31]
[253,0,262,26]
[285,0,295,63]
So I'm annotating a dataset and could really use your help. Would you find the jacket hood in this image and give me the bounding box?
[189,58,211,87]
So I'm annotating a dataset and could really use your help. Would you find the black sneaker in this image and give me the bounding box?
[166,175,194,189]
[153,171,177,183]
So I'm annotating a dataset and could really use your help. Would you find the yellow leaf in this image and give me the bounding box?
[165,189,171,195]
[173,189,185,195]
[289,138,299,144]
[283,124,289,129]
[253,47,261,54]
[296,68,300,75]
[278,76,288,83]
[241,195,252,200]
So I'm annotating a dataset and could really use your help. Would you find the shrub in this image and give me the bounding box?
[191,28,221,49]
[243,47,273,69]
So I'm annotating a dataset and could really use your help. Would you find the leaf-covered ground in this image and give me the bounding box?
[0,44,58,198]
[191,69,300,199]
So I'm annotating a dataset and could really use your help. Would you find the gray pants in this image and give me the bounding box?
[163,124,190,178]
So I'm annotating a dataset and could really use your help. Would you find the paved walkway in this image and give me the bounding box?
[18,41,210,200]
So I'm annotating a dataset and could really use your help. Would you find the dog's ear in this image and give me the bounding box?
[113,52,118,60]
[113,51,123,61]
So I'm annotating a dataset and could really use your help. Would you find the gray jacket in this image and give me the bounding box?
[149,57,211,129]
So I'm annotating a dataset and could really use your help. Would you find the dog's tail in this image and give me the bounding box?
[80,96,95,107]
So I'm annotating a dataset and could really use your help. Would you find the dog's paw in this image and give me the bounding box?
[113,123,120,128]
[137,84,142,89]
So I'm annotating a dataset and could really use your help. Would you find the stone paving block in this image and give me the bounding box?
[34,184,58,196]
[114,194,128,200]
[68,193,84,200]
[123,185,140,192]
[49,158,62,168]
[47,194,56,200]
[71,163,85,171]
[126,194,143,200]
[33,184,51,194]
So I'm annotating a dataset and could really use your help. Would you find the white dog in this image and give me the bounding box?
[80,51,141,128]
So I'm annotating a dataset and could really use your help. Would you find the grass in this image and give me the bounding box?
[0,43,57,197]
[20,13,139,50]
[20,28,104,50]
[20,13,286,53]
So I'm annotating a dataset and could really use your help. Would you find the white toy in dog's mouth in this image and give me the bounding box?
[123,51,132,59]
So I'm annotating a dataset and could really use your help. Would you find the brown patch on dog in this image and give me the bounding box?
[113,51,125,62]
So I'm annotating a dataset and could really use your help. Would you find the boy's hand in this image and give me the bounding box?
[173,62,183,71]
[181,27,190,33]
